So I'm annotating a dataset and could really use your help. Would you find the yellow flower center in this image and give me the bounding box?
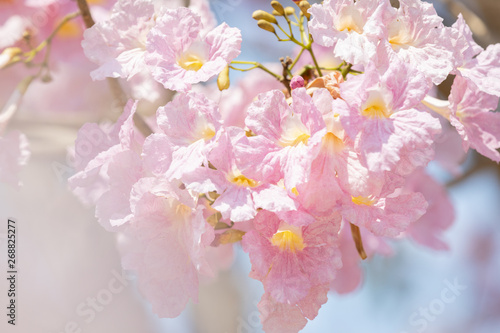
[199,127,216,141]
[388,20,413,51]
[351,195,375,206]
[178,53,204,71]
[230,174,259,187]
[279,115,311,147]
[361,92,392,119]
[336,6,364,34]
[322,132,345,154]
[271,228,305,253]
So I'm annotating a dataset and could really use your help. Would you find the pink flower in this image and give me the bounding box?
[121,188,214,318]
[404,169,454,250]
[378,0,453,85]
[449,15,500,97]
[245,88,326,190]
[241,210,342,305]
[69,100,144,218]
[308,0,389,66]
[338,62,441,174]
[448,76,500,162]
[258,285,330,333]
[155,91,222,180]
[82,0,156,80]
[460,44,500,98]
[341,185,428,238]
[182,127,299,223]
[146,7,241,91]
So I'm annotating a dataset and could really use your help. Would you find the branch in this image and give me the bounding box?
[76,0,95,28]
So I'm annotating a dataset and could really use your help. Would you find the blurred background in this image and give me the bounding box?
[1,0,500,332]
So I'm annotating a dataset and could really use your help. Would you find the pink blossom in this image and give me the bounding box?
[121,188,214,318]
[378,0,453,85]
[308,0,389,66]
[155,91,222,180]
[449,15,500,97]
[82,0,218,81]
[258,285,330,333]
[245,88,326,190]
[69,100,144,214]
[448,76,500,162]
[404,169,454,250]
[146,7,241,91]
[241,210,342,305]
[338,62,441,174]
[182,127,299,223]
[339,166,428,238]
[82,0,156,80]
[460,44,500,97]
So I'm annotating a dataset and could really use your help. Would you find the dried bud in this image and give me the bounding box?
[298,1,311,19]
[284,6,295,16]
[271,0,285,15]
[257,19,276,34]
[252,10,277,24]
[217,65,230,91]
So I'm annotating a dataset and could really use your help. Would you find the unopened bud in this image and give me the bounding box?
[271,1,285,15]
[290,76,305,90]
[257,19,276,34]
[252,10,277,24]
[284,6,295,16]
[272,9,283,16]
[299,1,311,19]
[0,47,22,69]
[217,65,230,91]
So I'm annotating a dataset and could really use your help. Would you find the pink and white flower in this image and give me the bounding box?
[242,209,342,332]
[308,0,389,66]
[337,62,441,174]
[378,0,454,85]
[146,7,241,91]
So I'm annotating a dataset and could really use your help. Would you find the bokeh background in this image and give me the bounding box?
[1,0,500,332]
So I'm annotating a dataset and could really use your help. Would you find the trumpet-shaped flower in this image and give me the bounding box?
[337,62,441,174]
[146,7,241,91]
[241,210,342,305]
[308,0,389,65]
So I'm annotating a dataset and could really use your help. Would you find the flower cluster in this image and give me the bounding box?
[3,0,496,332]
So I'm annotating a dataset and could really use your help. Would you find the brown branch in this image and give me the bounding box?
[76,0,95,28]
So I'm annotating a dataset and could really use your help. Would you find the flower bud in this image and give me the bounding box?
[257,19,276,34]
[252,10,277,24]
[284,6,295,16]
[290,76,305,90]
[298,1,311,19]
[217,65,230,91]
[272,9,283,16]
[271,1,285,15]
